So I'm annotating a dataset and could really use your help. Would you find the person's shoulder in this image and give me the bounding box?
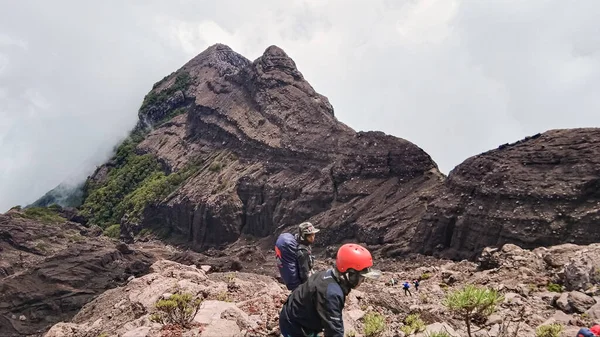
[325,279,344,299]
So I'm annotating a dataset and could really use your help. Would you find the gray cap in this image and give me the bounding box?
[299,222,320,236]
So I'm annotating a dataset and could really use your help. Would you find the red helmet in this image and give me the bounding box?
[591,325,600,335]
[336,244,374,273]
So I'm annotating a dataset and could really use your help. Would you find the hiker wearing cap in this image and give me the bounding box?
[275,222,320,291]
[279,243,381,337]
[577,325,600,336]
[296,222,319,284]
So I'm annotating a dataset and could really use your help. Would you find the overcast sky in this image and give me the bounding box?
[1,0,599,211]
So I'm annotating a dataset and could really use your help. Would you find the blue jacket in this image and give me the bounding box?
[577,328,596,337]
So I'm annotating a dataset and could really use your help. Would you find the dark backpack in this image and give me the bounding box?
[275,233,300,290]
[577,328,596,337]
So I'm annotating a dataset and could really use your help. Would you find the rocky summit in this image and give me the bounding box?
[79,43,441,254]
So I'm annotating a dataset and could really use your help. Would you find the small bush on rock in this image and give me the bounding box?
[18,206,65,224]
[363,311,386,337]
[150,293,202,328]
[443,284,503,337]
[546,283,562,293]
[535,323,563,337]
[400,313,426,335]
[426,332,452,337]
[103,224,120,238]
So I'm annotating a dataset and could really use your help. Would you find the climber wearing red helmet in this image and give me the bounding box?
[279,243,381,337]
[577,325,600,336]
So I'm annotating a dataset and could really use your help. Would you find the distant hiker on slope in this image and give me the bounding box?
[413,279,420,292]
[279,243,381,337]
[275,222,320,291]
[403,281,412,296]
[577,325,600,336]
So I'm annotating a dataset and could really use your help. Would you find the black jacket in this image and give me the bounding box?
[280,269,348,337]
[296,242,314,284]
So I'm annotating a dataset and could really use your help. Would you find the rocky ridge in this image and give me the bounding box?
[412,129,600,260]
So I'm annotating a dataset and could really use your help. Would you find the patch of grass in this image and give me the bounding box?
[35,242,50,253]
[139,228,153,236]
[18,206,66,224]
[546,283,562,293]
[80,147,197,228]
[401,313,425,335]
[421,273,432,280]
[426,333,452,337]
[141,72,191,111]
[66,233,84,243]
[209,161,224,172]
[363,312,386,337]
[157,107,187,125]
[216,291,232,302]
[80,153,162,226]
[535,323,563,337]
[150,292,202,328]
[115,169,189,224]
[103,224,120,238]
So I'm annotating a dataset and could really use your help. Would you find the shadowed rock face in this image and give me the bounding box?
[411,129,600,259]
[88,43,441,253]
[0,210,155,336]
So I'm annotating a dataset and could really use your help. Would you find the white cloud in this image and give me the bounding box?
[1,0,600,211]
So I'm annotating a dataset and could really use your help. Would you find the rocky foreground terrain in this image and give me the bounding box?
[43,242,600,337]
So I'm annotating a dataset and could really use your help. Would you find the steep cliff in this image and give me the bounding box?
[79,44,441,253]
[411,129,600,259]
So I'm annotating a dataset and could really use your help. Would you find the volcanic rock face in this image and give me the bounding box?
[85,43,440,253]
[0,209,155,336]
[411,129,600,259]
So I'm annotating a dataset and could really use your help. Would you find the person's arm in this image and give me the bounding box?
[316,283,345,337]
[297,249,310,283]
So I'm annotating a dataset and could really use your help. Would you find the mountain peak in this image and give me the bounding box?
[183,43,251,73]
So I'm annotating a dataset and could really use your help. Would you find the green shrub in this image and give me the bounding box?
[363,312,386,337]
[421,273,432,280]
[80,153,161,226]
[209,161,224,172]
[546,283,562,293]
[150,293,202,328]
[535,323,563,337]
[140,72,191,111]
[426,332,452,337]
[443,284,503,337]
[103,224,120,238]
[401,313,426,335]
[18,206,65,224]
[80,150,195,228]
